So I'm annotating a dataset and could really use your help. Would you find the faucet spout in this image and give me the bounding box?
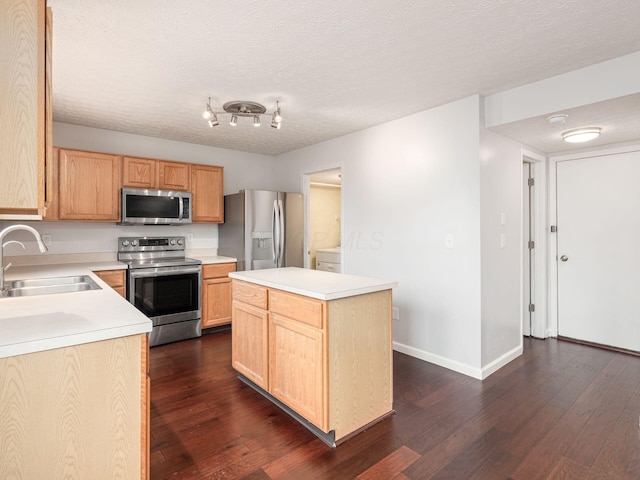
[0,224,48,295]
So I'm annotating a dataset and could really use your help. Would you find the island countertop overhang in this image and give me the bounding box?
[229,267,397,301]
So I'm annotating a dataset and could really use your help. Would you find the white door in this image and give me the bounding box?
[556,150,640,351]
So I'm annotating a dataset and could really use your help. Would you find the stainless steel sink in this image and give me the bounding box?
[4,275,101,297]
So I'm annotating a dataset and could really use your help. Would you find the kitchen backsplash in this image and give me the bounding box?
[0,220,218,257]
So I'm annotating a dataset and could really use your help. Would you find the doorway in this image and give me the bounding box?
[304,168,342,270]
[555,148,640,352]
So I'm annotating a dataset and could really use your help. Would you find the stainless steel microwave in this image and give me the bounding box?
[120,188,192,225]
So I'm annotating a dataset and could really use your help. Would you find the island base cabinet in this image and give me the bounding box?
[269,313,327,431]
[0,334,149,479]
[231,277,393,445]
[231,300,269,389]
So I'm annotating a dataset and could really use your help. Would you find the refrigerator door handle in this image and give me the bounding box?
[272,200,280,265]
[278,199,285,267]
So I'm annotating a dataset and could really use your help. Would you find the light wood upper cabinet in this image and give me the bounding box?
[0,0,50,218]
[192,164,224,223]
[58,149,122,221]
[122,156,157,189]
[158,161,190,191]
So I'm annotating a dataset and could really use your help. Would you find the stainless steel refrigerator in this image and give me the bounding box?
[218,190,304,271]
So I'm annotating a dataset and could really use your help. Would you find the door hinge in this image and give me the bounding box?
[550,225,557,233]
[528,240,535,249]
[528,304,535,312]
[528,178,534,187]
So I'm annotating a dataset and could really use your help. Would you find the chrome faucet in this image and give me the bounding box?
[0,224,48,295]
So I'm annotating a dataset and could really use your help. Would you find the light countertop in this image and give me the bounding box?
[229,267,397,301]
[0,252,237,360]
[0,261,151,360]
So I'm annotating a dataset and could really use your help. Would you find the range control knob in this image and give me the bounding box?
[121,240,130,247]
[177,239,184,245]
[131,240,138,246]
[170,239,176,245]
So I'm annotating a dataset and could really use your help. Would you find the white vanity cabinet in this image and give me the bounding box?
[316,247,341,273]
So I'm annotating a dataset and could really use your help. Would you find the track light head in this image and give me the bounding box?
[230,115,238,126]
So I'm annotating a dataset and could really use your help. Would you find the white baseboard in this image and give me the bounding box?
[392,341,483,379]
[480,344,523,379]
[392,341,523,380]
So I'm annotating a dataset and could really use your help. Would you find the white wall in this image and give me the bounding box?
[275,95,486,376]
[1,123,280,256]
[479,128,524,374]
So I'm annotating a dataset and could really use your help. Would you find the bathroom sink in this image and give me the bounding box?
[4,275,101,297]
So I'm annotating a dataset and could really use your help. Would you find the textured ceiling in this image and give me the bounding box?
[48,0,640,156]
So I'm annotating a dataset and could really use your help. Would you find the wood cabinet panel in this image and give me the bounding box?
[43,146,59,219]
[202,278,232,328]
[269,313,327,430]
[191,164,224,223]
[0,334,147,479]
[158,161,190,191]
[58,149,121,221]
[122,156,157,189]
[94,269,126,298]
[0,0,47,217]
[231,301,269,389]
[269,290,325,329]
[232,280,268,310]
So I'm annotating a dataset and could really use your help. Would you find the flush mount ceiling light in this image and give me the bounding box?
[202,98,282,129]
[562,127,601,143]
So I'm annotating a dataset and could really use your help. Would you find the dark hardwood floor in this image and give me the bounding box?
[150,330,640,479]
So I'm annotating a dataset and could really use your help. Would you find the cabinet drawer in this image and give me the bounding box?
[269,289,325,329]
[232,280,268,309]
[316,261,341,273]
[203,262,236,279]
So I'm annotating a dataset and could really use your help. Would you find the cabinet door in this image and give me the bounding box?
[191,164,224,223]
[158,161,190,191]
[58,149,121,221]
[269,313,327,431]
[202,278,232,328]
[122,156,157,189]
[232,301,269,389]
[0,0,47,217]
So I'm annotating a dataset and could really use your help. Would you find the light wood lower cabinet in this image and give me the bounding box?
[231,280,393,443]
[94,269,127,298]
[201,263,236,329]
[0,333,149,479]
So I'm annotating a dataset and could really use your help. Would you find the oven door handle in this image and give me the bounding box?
[129,266,202,278]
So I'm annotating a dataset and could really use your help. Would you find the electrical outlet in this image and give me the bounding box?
[445,234,454,249]
[392,307,400,321]
[41,234,52,247]
[186,233,194,242]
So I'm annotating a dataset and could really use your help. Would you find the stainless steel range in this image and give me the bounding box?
[118,236,202,347]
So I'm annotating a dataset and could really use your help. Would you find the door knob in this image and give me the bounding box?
[560,255,569,262]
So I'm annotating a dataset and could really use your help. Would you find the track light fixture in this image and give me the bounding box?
[202,98,283,129]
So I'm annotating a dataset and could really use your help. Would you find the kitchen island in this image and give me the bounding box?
[229,267,397,446]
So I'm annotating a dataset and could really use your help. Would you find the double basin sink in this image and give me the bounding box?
[2,275,101,298]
